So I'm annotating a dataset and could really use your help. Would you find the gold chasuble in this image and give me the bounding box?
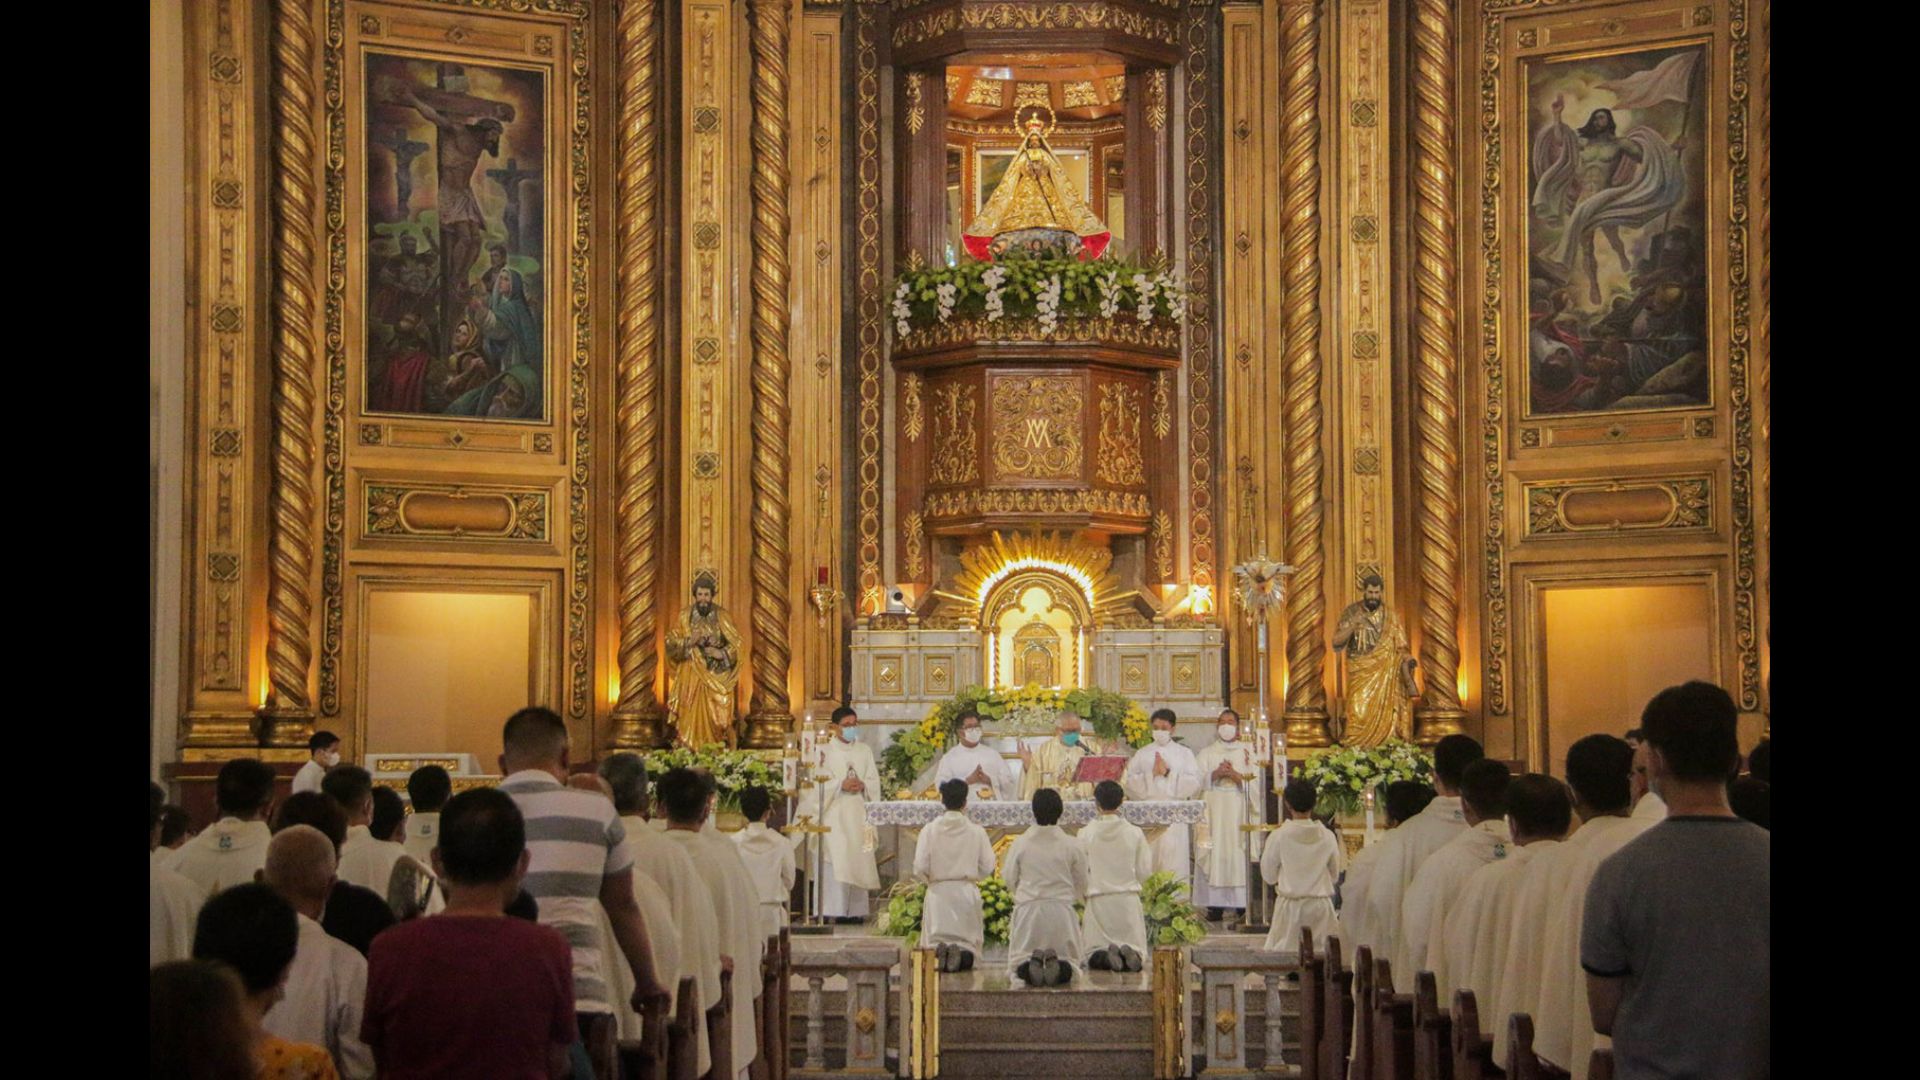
[1340,604,1417,747]
[665,601,743,748]
[963,114,1112,262]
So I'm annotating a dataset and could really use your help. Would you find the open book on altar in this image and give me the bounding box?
[1072,755,1129,785]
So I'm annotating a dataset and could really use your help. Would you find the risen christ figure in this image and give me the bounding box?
[1531,97,1685,304]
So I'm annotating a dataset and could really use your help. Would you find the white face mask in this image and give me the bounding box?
[1152,729,1172,746]
[1217,724,1238,742]
[839,725,856,742]
[961,728,981,747]
[320,750,341,767]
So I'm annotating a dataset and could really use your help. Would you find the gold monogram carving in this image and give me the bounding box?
[902,373,925,442]
[930,383,980,486]
[992,375,1084,480]
[1096,383,1146,486]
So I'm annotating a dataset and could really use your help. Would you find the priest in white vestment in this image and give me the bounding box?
[1396,759,1512,983]
[1018,713,1095,799]
[165,759,278,898]
[601,865,684,1049]
[602,753,719,1077]
[1360,734,1481,963]
[1078,780,1153,970]
[1529,736,1659,1079]
[1338,781,1435,950]
[802,707,882,918]
[1261,779,1345,954]
[1433,774,1570,1062]
[731,785,797,941]
[1125,710,1202,884]
[260,826,375,1079]
[1005,788,1090,985]
[935,709,1016,802]
[1192,710,1259,915]
[659,767,763,1076]
[916,779,997,972]
[291,732,339,795]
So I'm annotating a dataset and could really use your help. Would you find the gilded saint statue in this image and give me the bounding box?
[962,108,1112,262]
[665,572,743,749]
[1331,573,1419,747]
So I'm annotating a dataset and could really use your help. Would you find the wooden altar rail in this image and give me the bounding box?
[789,940,902,1077]
[1187,943,1306,1076]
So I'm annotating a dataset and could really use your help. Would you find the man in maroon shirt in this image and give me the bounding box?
[361,787,576,1079]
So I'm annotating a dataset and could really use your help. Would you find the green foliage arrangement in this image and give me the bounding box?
[877,684,1153,794]
[638,745,785,811]
[891,252,1186,338]
[1295,739,1434,818]
[874,875,1015,946]
[1141,870,1208,946]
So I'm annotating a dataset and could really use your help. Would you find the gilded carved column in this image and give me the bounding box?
[1278,0,1330,746]
[260,0,320,746]
[611,0,666,746]
[1409,0,1467,740]
[744,0,794,745]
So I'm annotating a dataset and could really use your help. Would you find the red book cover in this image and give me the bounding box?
[1073,755,1129,785]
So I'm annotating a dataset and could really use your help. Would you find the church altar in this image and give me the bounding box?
[867,798,1204,829]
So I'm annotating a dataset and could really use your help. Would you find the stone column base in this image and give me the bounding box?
[609,710,669,750]
[1281,707,1332,749]
[254,706,313,749]
[740,712,793,750]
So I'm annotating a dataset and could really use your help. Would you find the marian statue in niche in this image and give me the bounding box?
[962,105,1111,262]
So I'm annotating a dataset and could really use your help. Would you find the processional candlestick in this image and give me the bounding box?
[1232,548,1296,929]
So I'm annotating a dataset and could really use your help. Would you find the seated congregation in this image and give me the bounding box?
[151,682,1769,1079]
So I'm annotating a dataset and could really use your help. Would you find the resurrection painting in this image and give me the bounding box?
[1525,43,1709,416]
[363,53,547,421]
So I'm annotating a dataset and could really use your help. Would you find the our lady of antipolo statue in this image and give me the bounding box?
[962,106,1112,262]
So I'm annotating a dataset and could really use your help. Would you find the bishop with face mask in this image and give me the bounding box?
[1018,715,1095,800]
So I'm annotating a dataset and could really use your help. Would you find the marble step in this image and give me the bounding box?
[938,1043,1154,1080]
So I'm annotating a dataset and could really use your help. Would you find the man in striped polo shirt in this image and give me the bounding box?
[499,707,669,1079]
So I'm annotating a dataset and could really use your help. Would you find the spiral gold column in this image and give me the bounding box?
[1279,0,1330,748]
[260,0,319,744]
[1409,0,1466,743]
[611,0,666,746]
[744,0,793,747]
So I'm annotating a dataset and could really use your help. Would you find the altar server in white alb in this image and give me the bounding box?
[1124,709,1202,884]
[1434,773,1569,1061]
[1192,708,1259,917]
[1078,780,1152,973]
[1359,734,1481,963]
[730,784,797,941]
[1396,759,1513,983]
[935,708,1015,801]
[658,767,763,1076]
[916,779,996,973]
[803,706,883,919]
[1260,779,1344,954]
[291,731,341,795]
[1004,788,1089,987]
[1527,735,1657,1080]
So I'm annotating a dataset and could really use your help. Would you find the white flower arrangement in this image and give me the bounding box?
[1133,272,1156,324]
[1098,270,1121,320]
[892,280,913,339]
[1162,269,1188,322]
[1035,273,1064,335]
[982,264,1007,322]
[934,280,958,324]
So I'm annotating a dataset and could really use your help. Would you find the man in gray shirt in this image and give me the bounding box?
[1582,681,1769,1079]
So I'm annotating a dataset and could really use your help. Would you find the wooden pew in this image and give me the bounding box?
[1503,1014,1569,1080]
[754,929,788,1080]
[1299,928,1325,1080]
[618,985,673,1080]
[1412,972,1451,1080]
[1449,990,1504,1080]
[1350,947,1376,1080]
[1369,958,1414,1080]
[708,967,735,1080]
[1588,1049,1614,1080]
[666,976,701,1080]
[1323,937,1356,1080]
